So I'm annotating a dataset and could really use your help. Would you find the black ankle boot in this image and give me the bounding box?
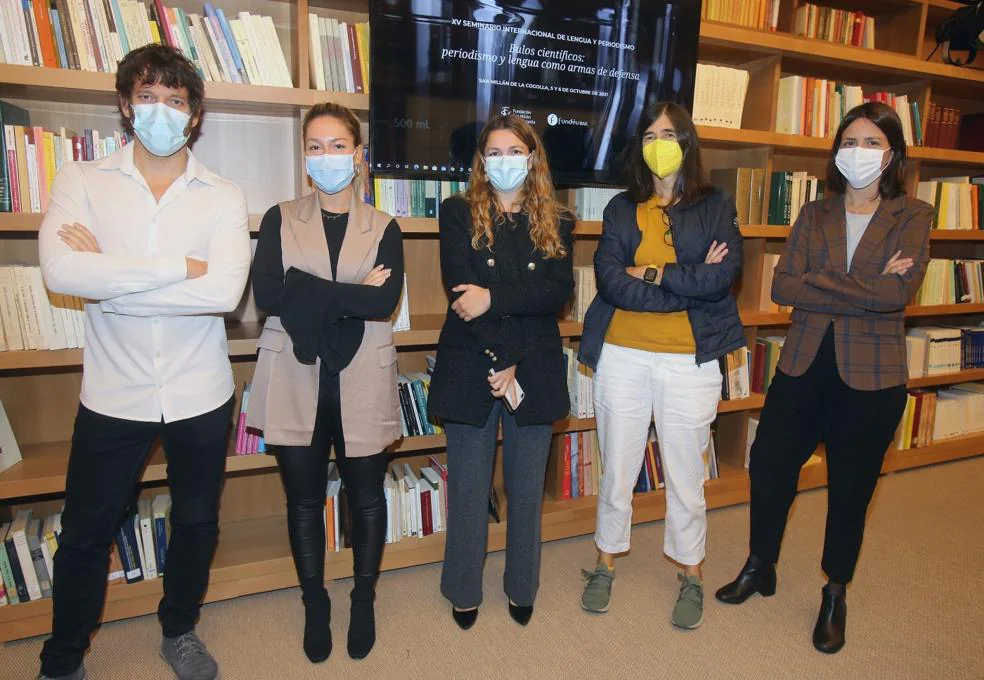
[714,554,777,604]
[813,584,847,654]
[302,588,332,663]
[348,574,377,660]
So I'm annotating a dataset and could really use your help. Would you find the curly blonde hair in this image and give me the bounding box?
[464,115,568,259]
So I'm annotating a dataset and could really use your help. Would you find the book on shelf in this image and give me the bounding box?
[925,103,963,150]
[308,16,369,93]
[546,429,602,500]
[0,0,291,86]
[397,368,443,439]
[233,383,265,455]
[896,382,984,449]
[562,347,593,418]
[568,187,623,221]
[720,347,751,401]
[566,265,597,323]
[370,178,467,219]
[692,64,749,130]
[917,178,983,231]
[768,171,824,226]
[701,0,779,31]
[710,167,767,225]
[793,4,875,49]
[777,79,920,145]
[907,325,984,377]
[9,510,42,601]
[751,335,785,394]
[916,259,984,306]
[392,273,410,332]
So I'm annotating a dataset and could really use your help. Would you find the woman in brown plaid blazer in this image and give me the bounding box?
[715,102,933,654]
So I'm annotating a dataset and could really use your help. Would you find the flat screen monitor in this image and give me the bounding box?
[369,0,703,186]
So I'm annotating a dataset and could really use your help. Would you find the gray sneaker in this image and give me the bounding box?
[36,666,86,680]
[672,573,704,629]
[580,564,615,613]
[161,632,219,680]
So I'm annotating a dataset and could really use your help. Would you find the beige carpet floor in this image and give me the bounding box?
[4,457,983,680]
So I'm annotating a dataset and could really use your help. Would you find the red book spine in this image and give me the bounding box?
[154,0,174,46]
[6,149,20,213]
[752,341,765,393]
[577,432,585,498]
[643,443,656,491]
[346,23,363,94]
[420,489,432,536]
[562,435,571,500]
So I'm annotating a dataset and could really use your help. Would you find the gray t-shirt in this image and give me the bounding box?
[845,209,875,270]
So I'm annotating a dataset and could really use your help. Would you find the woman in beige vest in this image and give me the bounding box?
[248,103,403,663]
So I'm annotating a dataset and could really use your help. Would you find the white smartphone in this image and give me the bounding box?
[489,368,525,412]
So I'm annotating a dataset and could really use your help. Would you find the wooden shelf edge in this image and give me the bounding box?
[908,368,984,389]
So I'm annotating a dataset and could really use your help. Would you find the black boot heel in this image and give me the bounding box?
[715,555,777,604]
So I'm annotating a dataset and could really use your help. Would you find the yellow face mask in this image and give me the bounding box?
[642,139,683,178]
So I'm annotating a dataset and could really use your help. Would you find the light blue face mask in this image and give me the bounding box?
[484,154,530,192]
[306,152,356,195]
[131,103,191,157]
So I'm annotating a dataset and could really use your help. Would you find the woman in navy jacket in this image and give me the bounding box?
[578,102,744,629]
[428,114,574,630]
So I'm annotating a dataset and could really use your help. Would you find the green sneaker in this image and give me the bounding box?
[672,574,704,629]
[580,564,615,613]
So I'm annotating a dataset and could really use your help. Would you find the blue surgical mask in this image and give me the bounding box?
[484,154,529,192]
[131,103,191,157]
[306,153,356,195]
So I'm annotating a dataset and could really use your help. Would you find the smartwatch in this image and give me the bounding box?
[643,266,659,283]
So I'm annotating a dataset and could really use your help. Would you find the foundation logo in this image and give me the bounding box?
[547,113,559,126]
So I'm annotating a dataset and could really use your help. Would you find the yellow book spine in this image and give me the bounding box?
[150,21,162,45]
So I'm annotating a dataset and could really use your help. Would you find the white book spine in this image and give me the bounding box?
[308,13,324,90]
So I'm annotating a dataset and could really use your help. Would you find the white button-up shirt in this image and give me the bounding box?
[39,143,251,423]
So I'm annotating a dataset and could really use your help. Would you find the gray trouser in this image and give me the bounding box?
[440,400,553,608]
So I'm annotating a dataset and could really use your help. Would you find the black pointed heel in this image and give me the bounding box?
[451,606,478,630]
[508,601,534,626]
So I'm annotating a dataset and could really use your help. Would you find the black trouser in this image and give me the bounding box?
[749,326,907,584]
[40,398,234,677]
[275,368,388,597]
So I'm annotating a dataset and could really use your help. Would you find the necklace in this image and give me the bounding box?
[321,209,347,221]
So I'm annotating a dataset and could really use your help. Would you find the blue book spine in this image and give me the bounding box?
[4,537,29,603]
[49,9,69,69]
[153,516,167,573]
[107,0,129,55]
[114,519,144,584]
[570,435,579,499]
[213,7,245,81]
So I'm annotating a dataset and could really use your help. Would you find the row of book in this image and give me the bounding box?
[0,509,60,605]
[547,430,601,500]
[566,266,597,323]
[307,17,369,94]
[906,326,984,377]
[568,187,623,222]
[915,259,984,306]
[895,383,984,450]
[793,4,875,49]
[397,368,444,439]
[692,64,749,130]
[112,496,171,584]
[701,0,780,32]
[2,100,130,214]
[720,347,751,401]
[233,383,265,455]
[768,171,826,227]
[777,79,920,147]
[370,179,468,219]
[925,105,984,152]
[325,458,448,549]
[563,347,594,419]
[0,265,86,352]
[752,335,785,394]
[917,178,984,231]
[710,167,767,226]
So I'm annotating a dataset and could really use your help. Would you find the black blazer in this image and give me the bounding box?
[427,196,575,427]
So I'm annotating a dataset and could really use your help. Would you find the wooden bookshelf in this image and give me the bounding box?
[1,0,982,644]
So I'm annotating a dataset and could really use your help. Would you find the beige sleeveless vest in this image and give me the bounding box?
[247,190,402,456]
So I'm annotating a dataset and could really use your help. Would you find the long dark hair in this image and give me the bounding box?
[826,102,907,199]
[625,101,712,205]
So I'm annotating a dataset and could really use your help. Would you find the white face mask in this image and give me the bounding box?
[484,154,530,193]
[835,147,888,190]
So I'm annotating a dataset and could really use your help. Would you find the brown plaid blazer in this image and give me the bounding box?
[772,194,933,391]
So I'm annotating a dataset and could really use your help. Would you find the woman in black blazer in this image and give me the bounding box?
[428,114,574,629]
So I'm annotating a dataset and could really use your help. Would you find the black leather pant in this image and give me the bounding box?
[275,368,388,595]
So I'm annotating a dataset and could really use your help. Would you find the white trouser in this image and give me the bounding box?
[593,342,722,565]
